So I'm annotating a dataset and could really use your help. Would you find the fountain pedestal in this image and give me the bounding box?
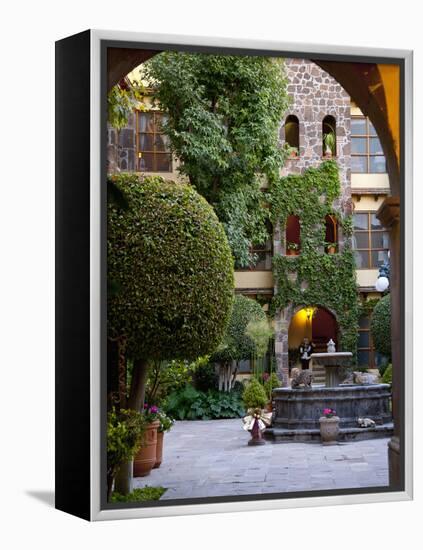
[310,352,353,387]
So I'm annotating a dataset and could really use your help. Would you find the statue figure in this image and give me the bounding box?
[291,367,313,389]
[327,338,336,353]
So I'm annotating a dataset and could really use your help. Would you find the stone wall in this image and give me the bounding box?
[274,59,352,385]
[107,112,136,173]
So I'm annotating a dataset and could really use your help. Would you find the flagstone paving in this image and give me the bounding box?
[133,419,390,500]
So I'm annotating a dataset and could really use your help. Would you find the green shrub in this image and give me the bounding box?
[164,384,244,420]
[370,294,391,358]
[111,486,166,502]
[193,362,218,392]
[382,363,393,385]
[145,359,194,406]
[264,372,281,400]
[242,378,267,410]
[107,408,145,498]
[108,173,234,363]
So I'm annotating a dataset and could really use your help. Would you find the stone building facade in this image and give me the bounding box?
[273,59,353,386]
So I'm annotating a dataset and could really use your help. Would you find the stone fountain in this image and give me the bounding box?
[266,340,393,442]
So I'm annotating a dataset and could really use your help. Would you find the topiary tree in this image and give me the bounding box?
[108,173,234,412]
[211,295,267,391]
[242,378,268,411]
[370,294,391,359]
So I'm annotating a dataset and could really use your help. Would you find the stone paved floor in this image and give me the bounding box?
[133,419,390,500]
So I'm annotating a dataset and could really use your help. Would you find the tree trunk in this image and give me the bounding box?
[128,358,149,411]
[231,361,239,390]
[115,358,149,496]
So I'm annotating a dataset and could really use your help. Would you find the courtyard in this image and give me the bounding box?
[134,419,390,500]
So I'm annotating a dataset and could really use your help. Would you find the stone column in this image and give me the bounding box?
[377,197,401,489]
[275,311,290,387]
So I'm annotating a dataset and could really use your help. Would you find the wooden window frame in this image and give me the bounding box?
[136,110,172,173]
[357,314,376,369]
[351,115,387,174]
[353,211,390,270]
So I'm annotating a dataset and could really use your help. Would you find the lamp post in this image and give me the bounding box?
[374,260,390,293]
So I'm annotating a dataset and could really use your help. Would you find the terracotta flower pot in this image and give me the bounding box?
[133,419,160,477]
[153,430,164,469]
[286,248,299,256]
[327,246,337,254]
[319,416,340,445]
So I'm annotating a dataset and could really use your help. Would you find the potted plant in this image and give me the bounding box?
[323,131,336,157]
[286,241,300,256]
[319,407,340,445]
[326,241,337,254]
[242,378,269,445]
[289,147,299,158]
[133,404,160,477]
[154,410,174,469]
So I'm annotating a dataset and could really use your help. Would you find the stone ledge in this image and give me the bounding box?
[265,423,394,443]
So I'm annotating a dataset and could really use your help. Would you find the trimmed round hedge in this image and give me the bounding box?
[370,294,391,358]
[108,174,234,361]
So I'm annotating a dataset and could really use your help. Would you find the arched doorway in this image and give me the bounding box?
[288,306,337,371]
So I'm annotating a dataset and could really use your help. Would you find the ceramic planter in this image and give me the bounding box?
[327,245,337,254]
[133,419,160,477]
[154,430,164,469]
[286,248,299,256]
[319,416,340,445]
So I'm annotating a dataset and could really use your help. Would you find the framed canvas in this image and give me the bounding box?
[55,29,413,521]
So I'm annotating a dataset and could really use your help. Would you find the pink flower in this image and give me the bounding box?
[150,406,158,414]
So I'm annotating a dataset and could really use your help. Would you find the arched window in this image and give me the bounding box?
[325,214,338,253]
[286,215,301,255]
[285,115,300,156]
[322,115,336,157]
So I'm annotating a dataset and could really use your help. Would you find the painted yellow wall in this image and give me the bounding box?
[234,271,274,290]
[356,269,379,288]
[288,308,313,348]
[351,173,390,190]
[353,195,386,212]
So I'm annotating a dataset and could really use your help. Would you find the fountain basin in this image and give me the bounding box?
[310,352,353,386]
[266,384,393,442]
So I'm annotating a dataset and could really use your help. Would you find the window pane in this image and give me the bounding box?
[155,153,172,172]
[139,134,154,151]
[359,316,370,329]
[353,213,369,231]
[358,331,370,348]
[139,153,154,171]
[357,350,370,367]
[370,137,383,154]
[370,213,382,229]
[351,118,366,135]
[371,231,390,250]
[368,121,377,136]
[155,133,170,152]
[371,249,389,268]
[354,232,370,249]
[351,137,367,154]
[354,250,369,268]
[351,156,367,173]
[139,113,154,132]
[369,156,386,173]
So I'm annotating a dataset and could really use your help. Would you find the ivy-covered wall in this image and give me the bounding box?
[269,160,359,385]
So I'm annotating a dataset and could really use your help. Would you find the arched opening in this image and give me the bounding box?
[322,115,337,157]
[325,214,338,253]
[286,214,301,255]
[288,306,338,375]
[285,115,300,156]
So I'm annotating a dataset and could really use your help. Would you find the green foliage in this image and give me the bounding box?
[382,363,392,385]
[108,83,145,131]
[270,161,359,358]
[242,377,268,410]
[142,52,290,267]
[145,359,194,406]
[370,294,391,358]
[111,486,166,502]
[263,372,281,400]
[157,410,174,433]
[164,384,244,420]
[211,295,267,365]
[108,173,234,362]
[107,408,145,482]
[323,131,336,155]
[246,318,273,358]
[192,361,218,392]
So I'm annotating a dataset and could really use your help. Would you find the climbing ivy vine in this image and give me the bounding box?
[269,160,359,359]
